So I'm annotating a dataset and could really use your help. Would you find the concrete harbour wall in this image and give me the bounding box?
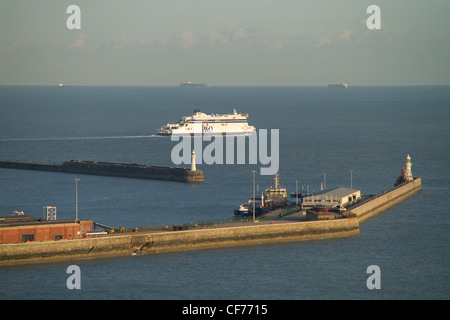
[350,178,422,223]
[0,219,359,265]
[0,178,422,266]
[0,160,204,183]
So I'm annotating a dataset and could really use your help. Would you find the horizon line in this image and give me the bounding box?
[1,84,449,87]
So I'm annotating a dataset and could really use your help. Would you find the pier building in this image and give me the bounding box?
[0,215,93,244]
[301,187,361,209]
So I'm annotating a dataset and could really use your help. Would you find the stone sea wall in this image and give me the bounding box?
[0,218,359,265]
[0,160,204,183]
[0,178,422,266]
[351,178,422,223]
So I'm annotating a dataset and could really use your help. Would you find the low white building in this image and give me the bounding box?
[302,187,361,208]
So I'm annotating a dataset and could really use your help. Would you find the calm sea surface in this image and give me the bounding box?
[0,86,449,300]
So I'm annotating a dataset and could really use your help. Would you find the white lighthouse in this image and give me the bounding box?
[191,151,196,171]
[404,154,413,181]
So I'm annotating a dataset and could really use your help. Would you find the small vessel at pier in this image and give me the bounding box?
[234,203,249,216]
[234,174,288,217]
[264,174,288,208]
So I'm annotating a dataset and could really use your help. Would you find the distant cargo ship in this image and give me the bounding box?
[158,109,256,135]
[180,82,209,88]
[328,83,348,88]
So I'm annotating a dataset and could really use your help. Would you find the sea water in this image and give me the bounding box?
[0,86,449,299]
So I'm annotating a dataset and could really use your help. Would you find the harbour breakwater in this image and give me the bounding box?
[0,178,421,266]
[0,160,204,183]
[0,219,360,265]
[350,177,422,223]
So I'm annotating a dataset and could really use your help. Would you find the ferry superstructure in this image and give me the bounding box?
[158,109,256,135]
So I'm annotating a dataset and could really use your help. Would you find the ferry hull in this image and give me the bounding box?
[158,131,256,136]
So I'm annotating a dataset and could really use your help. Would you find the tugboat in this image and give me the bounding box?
[235,190,270,217]
[234,203,249,216]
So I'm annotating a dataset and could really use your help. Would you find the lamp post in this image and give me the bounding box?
[350,170,353,189]
[296,179,298,207]
[252,170,256,221]
[75,178,79,221]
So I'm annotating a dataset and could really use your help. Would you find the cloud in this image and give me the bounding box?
[204,22,282,52]
[360,19,384,31]
[99,22,284,54]
[12,35,23,47]
[340,28,353,41]
[68,33,87,48]
[270,40,283,51]
[0,35,23,54]
[314,23,331,47]
[177,31,197,50]
[316,35,331,46]
[313,27,353,46]
[207,31,221,48]
[228,22,249,41]
[205,22,250,49]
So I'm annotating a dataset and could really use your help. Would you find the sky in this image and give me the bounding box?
[1,0,449,86]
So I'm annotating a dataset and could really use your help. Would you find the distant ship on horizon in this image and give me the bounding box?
[328,83,348,88]
[180,82,209,88]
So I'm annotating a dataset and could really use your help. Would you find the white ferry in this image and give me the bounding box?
[158,109,256,135]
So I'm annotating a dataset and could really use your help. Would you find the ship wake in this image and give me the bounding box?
[0,135,163,142]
